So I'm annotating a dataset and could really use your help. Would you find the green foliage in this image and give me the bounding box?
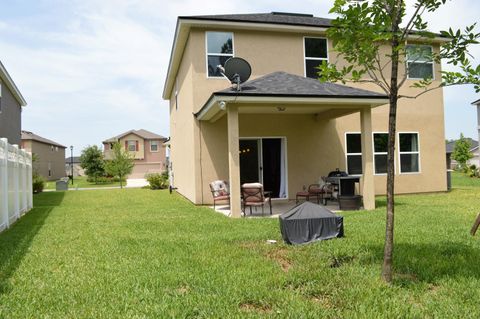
[86,176,126,184]
[319,0,480,94]
[452,133,473,168]
[79,145,105,182]
[32,174,45,193]
[104,142,134,188]
[146,171,169,190]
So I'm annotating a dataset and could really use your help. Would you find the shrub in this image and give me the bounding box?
[146,172,168,190]
[33,174,46,193]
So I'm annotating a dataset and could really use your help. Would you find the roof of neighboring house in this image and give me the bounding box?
[180,12,333,28]
[21,131,66,148]
[0,60,27,106]
[471,98,480,105]
[446,138,478,154]
[213,72,387,98]
[65,156,81,164]
[103,129,167,143]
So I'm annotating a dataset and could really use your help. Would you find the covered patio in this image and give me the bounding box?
[196,72,389,218]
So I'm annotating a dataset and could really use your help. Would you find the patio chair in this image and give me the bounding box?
[241,183,272,216]
[209,180,230,209]
[308,179,334,205]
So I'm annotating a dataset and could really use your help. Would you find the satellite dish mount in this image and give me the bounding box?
[216,57,252,92]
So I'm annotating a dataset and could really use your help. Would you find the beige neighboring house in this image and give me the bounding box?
[65,156,85,177]
[163,12,449,217]
[21,131,66,180]
[103,129,167,179]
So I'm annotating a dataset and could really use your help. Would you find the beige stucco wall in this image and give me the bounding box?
[168,26,447,204]
[22,140,66,181]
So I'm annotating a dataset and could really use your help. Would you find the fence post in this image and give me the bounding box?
[13,144,20,221]
[20,149,27,214]
[1,138,9,230]
[27,152,33,210]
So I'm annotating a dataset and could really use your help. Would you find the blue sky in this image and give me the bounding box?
[0,0,478,155]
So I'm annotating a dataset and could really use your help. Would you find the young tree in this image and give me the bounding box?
[452,133,473,168]
[80,145,105,183]
[104,142,134,189]
[319,0,480,283]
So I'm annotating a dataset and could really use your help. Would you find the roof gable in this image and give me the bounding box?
[0,60,27,107]
[103,129,167,143]
[21,131,66,148]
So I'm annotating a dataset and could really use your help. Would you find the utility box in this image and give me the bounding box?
[446,169,453,191]
[56,179,68,191]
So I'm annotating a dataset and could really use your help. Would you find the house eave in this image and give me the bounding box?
[195,94,389,121]
[0,61,27,107]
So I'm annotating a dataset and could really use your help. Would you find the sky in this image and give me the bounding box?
[0,0,478,156]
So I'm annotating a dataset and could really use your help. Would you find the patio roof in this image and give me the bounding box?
[196,72,389,121]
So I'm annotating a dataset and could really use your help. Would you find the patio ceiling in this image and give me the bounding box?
[196,72,389,122]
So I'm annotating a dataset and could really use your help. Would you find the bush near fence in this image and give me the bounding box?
[0,138,33,233]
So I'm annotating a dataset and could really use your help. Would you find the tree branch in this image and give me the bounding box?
[401,2,427,40]
[398,82,473,99]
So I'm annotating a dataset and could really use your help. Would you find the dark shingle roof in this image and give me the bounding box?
[21,131,66,148]
[446,138,478,153]
[103,129,167,143]
[214,72,387,99]
[65,156,81,164]
[180,12,332,28]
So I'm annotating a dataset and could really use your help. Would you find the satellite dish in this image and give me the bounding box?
[223,58,252,91]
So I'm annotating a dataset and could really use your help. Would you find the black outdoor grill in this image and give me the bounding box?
[325,169,362,210]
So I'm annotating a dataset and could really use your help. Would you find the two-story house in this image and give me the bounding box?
[163,12,448,217]
[21,131,66,180]
[0,61,27,145]
[103,129,167,179]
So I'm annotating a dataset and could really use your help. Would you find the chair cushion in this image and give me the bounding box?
[214,195,230,200]
[296,191,309,196]
[210,180,230,197]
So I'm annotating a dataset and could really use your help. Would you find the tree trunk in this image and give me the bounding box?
[382,3,402,283]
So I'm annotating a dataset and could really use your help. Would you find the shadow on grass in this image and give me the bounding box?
[375,198,406,209]
[0,192,65,295]
[362,241,480,285]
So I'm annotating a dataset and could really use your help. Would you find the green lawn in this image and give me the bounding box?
[1,174,480,317]
[44,176,121,190]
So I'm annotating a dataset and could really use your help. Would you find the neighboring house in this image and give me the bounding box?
[21,131,66,180]
[102,129,167,179]
[0,61,27,144]
[163,12,449,216]
[445,138,479,169]
[473,98,480,150]
[65,156,84,177]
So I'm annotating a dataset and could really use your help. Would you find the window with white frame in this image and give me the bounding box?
[304,37,328,79]
[346,133,362,175]
[399,133,420,173]
[373,133,388,174]
[406,45,433,79]
[150,140,159,152]
[206,32,233,77]
[127,140,137,152]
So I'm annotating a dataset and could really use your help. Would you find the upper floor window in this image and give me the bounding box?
[150,141,159,152]
[206,32,233,77]
[406,45,433,79]
[345,133,362,175]
[127,140,137,152]
[304,37,328,79]
[399,133,420,173]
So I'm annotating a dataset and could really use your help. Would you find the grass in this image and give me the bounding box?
[1,174,480,317]
[44,176,121,190]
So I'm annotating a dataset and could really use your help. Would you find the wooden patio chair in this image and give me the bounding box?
[241,183,272,216]
[209,180,230,209]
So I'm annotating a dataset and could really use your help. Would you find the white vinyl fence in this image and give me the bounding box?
[0,137,33,233]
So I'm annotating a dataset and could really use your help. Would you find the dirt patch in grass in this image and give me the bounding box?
[176,285,190,295]
[239,302,273,314]
[265,247,292,272]
[310,294,334,309]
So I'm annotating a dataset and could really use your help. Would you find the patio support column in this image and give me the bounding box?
[227,104,241,218]
[360,107,375,210]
